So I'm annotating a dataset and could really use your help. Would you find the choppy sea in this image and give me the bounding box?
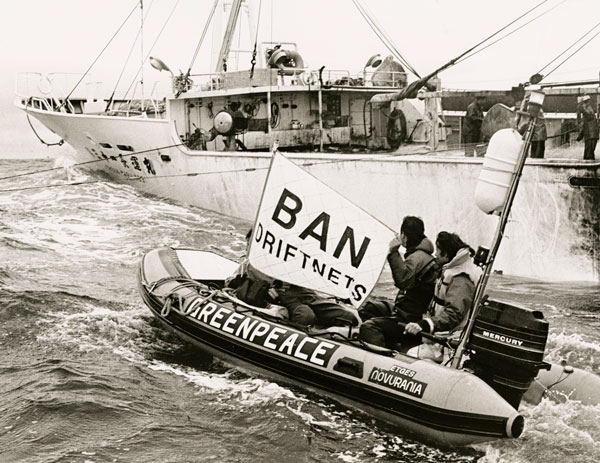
[1,158,599,463]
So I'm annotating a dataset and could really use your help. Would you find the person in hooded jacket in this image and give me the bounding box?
[358,216,439,349]
[576,95,599,160]
[463,96,484,156]
[404,231,482,362]
[529,109,547,159]
[225,229,359,328]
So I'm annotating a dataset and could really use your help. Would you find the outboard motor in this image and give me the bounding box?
[465,298,550,409]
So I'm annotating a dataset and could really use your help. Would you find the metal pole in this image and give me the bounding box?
[267,89,272,136]
[451,98,540,368]
[318,86,324,151]
[140,0,145,114]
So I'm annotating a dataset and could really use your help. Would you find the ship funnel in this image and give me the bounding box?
[150,56,173,75]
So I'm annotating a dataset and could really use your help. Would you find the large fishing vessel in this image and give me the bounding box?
[14,0,600,281]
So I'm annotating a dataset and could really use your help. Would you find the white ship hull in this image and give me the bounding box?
[20,103,600,282]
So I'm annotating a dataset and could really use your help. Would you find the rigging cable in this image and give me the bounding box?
[140,0,145,112]
[445,0,550,71]
[57,1,139,112]
[455,0,568,65]
[249,0,263,79]
[351,0,420,77]
[105,0,156,112]
[536,20,600,81]
[0,142,184,183]
[184,0,219,79]
[24,100,64,147]
[122,0,182,106]
[351,0,419,76]
[0,143,463,189]
[0,180,104,194]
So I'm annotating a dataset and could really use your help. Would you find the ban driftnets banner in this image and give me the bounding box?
[248,152,395,307]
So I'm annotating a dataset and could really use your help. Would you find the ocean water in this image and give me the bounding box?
[1,158,599,463]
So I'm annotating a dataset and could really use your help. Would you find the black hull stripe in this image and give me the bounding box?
[138,279,508,439]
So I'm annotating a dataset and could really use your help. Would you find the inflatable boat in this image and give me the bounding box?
[138,247,600,447]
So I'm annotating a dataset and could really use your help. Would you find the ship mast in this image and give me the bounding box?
[140,0,145,113]
[215,0,244,73]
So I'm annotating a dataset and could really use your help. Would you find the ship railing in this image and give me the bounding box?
[15,72,104,113]
[15,72,102,101]
[110,80,167,118]
[179,68,408,93]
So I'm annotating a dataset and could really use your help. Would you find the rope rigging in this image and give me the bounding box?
[249,0,263,79]
[57,1,139,112]
[180,0,219,96]
[24,100,64,147]
[0,142,183,183]
[121,0,182,107]
[455,0,567,66]
[351,0,420,77]
[105,0,156,113]
[441,0,551,73]
[0,141,477,193]
[536,20,600,81]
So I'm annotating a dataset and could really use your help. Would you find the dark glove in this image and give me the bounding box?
[576,133,583,142]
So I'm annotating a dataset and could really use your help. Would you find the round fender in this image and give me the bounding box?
[386,108,407,149]
[301,72,318,86]
[214,110,234,135]
[38,75,52,95]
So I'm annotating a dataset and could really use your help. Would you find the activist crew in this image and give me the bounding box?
[358,216,440,349]
[225,229,359,327]
[404,231,482,362]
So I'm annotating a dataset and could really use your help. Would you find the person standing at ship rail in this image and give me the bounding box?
[529,109,547,159]
[225,229,359,327]
[462,96,485,157]
[404,232,482,362]
[576,95,599,160]
[517,96,547,159]
[358,216,440,349]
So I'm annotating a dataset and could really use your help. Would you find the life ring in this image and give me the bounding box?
[38,75,52,95]
[301,72,318,86]
[386,108,407,149]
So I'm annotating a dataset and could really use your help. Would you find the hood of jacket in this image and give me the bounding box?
[405,237,434,258]
[442,247,482,285]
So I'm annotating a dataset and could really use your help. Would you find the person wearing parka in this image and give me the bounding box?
[576,96,599,160]
[530,109,547,159]
[225,229,359,327]
[358,216,439,348]
[463,96,484,156]
[405,232,482,361]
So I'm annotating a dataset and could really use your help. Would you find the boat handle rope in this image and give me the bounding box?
[541,360,574,392]
[160,297,174,317]
[147,275,209,293]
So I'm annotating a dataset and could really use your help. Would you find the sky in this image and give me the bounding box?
[1,0,599,158]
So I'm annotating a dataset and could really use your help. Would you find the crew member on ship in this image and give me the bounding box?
[225,229,359,327]
[530,109,547,159]
[576,95,599,160]
[358,216,439,349]
[463,96,485,157]
[404,231,482,362]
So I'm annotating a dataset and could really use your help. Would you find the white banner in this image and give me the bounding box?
[248,152,395,307]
